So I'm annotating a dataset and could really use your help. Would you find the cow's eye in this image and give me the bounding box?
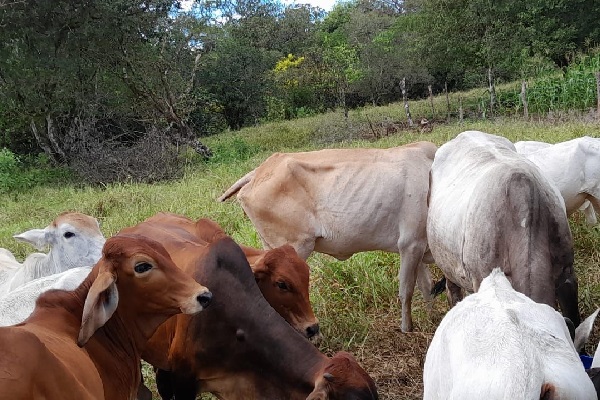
[276,281,289,291]
[63,231,75,239]
[134,262,153,274]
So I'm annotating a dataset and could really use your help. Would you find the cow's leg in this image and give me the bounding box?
[156,369,174,400]
[557,276,581,328]
[172,374,199,400]
[446,279,463,307]
[586,196,600,225]
[416,263,434,303]
[295,238,316,261]
[581,199,597,225]
[136,369,153,400]
[398,242,427,332]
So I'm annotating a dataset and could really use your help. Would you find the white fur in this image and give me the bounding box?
[515,137,600,225]
[0,213,105,295]
[423,269,596,400]
[0,266,92,326]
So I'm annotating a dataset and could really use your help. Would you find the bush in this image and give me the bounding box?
[0,148,71,193]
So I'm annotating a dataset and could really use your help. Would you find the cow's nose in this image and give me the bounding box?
[306,323,320,338]
[197,291,212,309]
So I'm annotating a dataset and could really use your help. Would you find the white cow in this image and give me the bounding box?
[427,131,579,326]
[218,141,437,332]
[0,266,92,326]
[0,211,105,294]
[514,140,552,155]
[515,137,600,225]
[423,269,597,400]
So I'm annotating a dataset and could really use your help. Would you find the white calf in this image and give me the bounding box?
[0,266,91,326]
[0,212,104,294]
[423,269,596,400]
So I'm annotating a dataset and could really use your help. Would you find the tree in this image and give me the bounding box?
[197,36,280,129]
[0,0,212,183]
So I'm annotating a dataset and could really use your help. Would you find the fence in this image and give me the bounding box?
[400,70,600,124]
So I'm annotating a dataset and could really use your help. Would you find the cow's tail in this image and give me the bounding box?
[217,170,256,202]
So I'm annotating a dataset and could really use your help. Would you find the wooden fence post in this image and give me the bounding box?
[459,94,464,124]
[596,72,600,117]
[428,85,435,118]
[488,67,496,117]
[445,82,450,121]
[401,77,413,127]
[520,80,529,120]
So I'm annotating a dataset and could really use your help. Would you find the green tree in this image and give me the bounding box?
[0,0,213,171]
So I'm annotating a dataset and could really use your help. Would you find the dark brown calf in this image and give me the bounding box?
[140,229,377,399]
[124,212,319,339]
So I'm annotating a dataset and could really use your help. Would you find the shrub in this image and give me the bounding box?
[0,148,71,193]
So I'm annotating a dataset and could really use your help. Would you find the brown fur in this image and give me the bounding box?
[126,213,377,400]
[0,234,209,400]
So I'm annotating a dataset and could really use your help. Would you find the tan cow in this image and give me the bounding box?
[218,141,437,332]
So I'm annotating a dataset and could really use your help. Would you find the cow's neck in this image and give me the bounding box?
[195,255,327,399]
[33,268,160,400]
[200,302,327,399]
[90,296,174,399]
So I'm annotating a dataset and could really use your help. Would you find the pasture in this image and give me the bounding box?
[1,111,600,399]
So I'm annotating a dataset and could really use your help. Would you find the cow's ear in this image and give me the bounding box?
[574,308,600,352]
[78,270,118,346]
[249,253,269,278]
[13,228,49,251]
[540,383,556,400]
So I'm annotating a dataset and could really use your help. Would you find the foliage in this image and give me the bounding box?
[0,149,71,194]
[493,50,600,115]
[1,0,600,176]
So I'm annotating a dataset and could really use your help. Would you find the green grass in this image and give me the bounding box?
[2,105,600,399]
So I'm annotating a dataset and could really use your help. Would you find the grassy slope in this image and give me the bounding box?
[1,106,600,399]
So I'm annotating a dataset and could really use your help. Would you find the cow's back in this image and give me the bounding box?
[0,323,103,399]
[423,270,594,400]
[428,131,574,307]
[238,142,436,259]
[525,136,600,214]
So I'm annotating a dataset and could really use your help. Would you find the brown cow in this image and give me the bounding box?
[218,142,437,332]
[307,352,379,400]
[0,234,212,400]
[123,214,378,399]
[124,212,319,339]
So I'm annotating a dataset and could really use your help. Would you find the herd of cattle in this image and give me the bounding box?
[0,130,600,399]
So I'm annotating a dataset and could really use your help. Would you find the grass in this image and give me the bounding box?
[1,105,600,399]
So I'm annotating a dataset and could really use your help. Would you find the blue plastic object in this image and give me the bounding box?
[580,354,593,369]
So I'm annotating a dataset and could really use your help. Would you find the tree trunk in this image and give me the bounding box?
[445,82,450,122]
[29,117,66,165]
[595,72,600,117]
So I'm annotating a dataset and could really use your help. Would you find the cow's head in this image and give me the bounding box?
[78,234,212,346]
[250,244,320,341]
[307,352,378,400]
